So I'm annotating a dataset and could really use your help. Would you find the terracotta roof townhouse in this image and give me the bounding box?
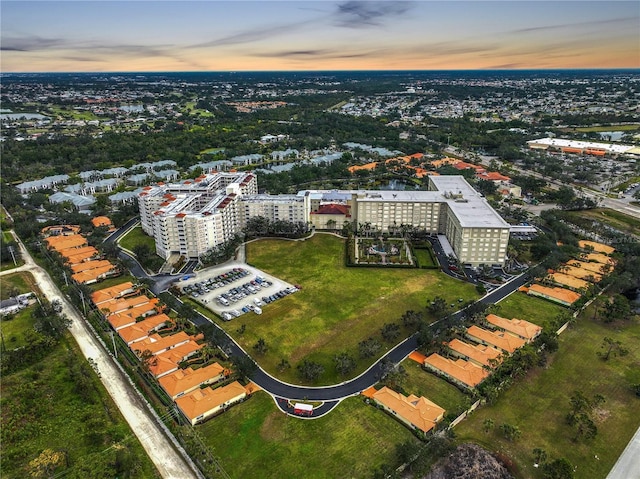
[91,282,138,305]
[485,314,542,342]
[424,353,489,389]
[372,386,445,434]
[578,240,615,255]
[466,325,525,354]
[159,362,227,399]
[132,331,192,356]
[175,381,247,425]
[117,314,171,345]
[527,284,581,307]
[448,338,502,367]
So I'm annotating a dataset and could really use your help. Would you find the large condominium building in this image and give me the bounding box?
[139,172,509,266]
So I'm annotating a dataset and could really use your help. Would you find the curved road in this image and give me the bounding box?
[107,219,529,416]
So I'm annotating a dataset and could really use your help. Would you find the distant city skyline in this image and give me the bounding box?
[1,1,638,72]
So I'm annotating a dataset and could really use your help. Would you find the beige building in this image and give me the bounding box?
[139,172,509,265]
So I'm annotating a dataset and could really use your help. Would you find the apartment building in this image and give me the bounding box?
[139,172,509,265]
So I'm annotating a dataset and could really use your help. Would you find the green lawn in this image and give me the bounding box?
[561,208,640,237]
[0,271,38,300]
[1,335,159,478]
[119,225,156,252]
[197,392,417,479]
[1,305,38,350]
[230,234,479,384]
[402,359,470,416]
[493,291,566,330]
[455,315,640,479]
[413,247,437,268]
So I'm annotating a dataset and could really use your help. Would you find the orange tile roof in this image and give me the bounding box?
[578,240,615,255]
[117,314,171,344]
[448,338,502,367]
[527,284,581,306]
[99,294,155,314]
[45,234,87,251]
[348,162,379,173]
[560,265,602,282]
[485,314,542,341]
[70,259,114,274]
[72,265,117,284]
[477,171,511,182]
[567,260,605,274]
[132,331,192,356]
[91,282,137,305]
[547,273,590,291]
[408,351,427,364]
[62,246,100,265]
[175,381,248,423]
[583,253,616,266]
[466,325,526,353]
[91,216,113,228]
[106,299,161,330]
[453,161,485,172]
[430,158,460,168]
[424,353,488,388]
[361,386,377,399]
[159,363,226,399]
[372,386,445,433]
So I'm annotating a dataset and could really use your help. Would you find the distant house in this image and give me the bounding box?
[175,381,248,425]
[369,386,445,434]
[447,338,502,368]
[0,295,31,316]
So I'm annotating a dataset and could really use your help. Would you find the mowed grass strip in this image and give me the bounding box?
[238,234,478,383]
[494,291,567,330]
[198,392,418,479]
[454,314,640,479]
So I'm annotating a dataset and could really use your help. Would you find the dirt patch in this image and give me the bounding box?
[593,407,611,423]
[423,443,514,479]
[260,411,287,441]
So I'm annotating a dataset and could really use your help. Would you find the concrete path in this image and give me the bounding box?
[2,234,201,479]
[606,424,640,479]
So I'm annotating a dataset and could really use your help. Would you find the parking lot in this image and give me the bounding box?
[178,261,299,321]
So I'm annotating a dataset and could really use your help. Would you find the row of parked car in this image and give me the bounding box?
[215,276,273,306]
[183,267,250,298]
[219,286,300,321]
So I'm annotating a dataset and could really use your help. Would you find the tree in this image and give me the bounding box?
[543,458,574,479]
[252,338,268,355]
[137,349,157,373]
[597,337,628,361]
[232,355,257,381]
[358,337,381,358]
[533,448,548,465]
[499,423,521,442]
[333,352,356,376]
[482,418,494,434]
[380,323,401,342]
[427,296,448,317]
[277,358,291,372]
[603,294,631,322]
[27,449,67,478]
[297,359,324,382]
[566,390,605,441]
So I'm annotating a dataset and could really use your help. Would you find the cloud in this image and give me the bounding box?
[1,36,66,52]
[252,48,379,60]
[333,1,412,27]
[511,16,637,34]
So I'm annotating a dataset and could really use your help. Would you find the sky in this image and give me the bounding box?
[1,1,639,72]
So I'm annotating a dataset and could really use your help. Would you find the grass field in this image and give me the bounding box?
[198,392,417,479]
[493,291,567,330]
[401,359,470,416]
[455,314,640,479]
[413,247,437,268]
[119,225,156,252]
[561,208,640,237]
[233,234,479,384]
[572,125,640,133]
[1,335,159,479]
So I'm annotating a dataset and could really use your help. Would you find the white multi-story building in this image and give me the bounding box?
[139,172,509,265]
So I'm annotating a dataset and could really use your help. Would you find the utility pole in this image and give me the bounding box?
[7,245,17,266]
[111,331,118,358]
[80,290,87,315]
[62,271,69,287]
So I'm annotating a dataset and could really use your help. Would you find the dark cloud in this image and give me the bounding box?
[252,48,379,60]
[1,36,66,52]
[334,1,412,27]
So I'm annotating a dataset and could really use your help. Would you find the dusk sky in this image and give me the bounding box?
[2,1,639,72]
